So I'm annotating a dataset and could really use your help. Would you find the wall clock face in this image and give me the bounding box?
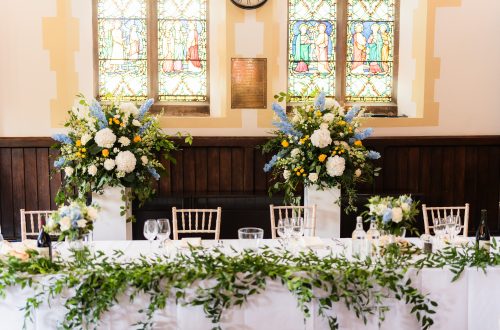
[230,0,268,10]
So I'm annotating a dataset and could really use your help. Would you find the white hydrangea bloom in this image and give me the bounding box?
[319,123,329,130]
[94,128,116,148]
[290,148,301,159]
[119,102,139,117]
[325,98,340,109]
[326,155,345,177]
[64,166,74,177]
[283,170,291,180]
[118,136,131,147]
[141,155,148,165]
[115,151,137,173]
[310,128,332,148]
[87,164,98,176]
[308,173,318,183]
[392,207,403,223]
[103,159,116,171]
[322,113,335,123]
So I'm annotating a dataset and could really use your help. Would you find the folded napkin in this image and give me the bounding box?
[443,237,469,246]
[179,237,202,248]
[1,240,38,260]
[299,236,326,249]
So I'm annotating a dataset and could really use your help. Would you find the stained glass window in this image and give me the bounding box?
[345,0,396,103]
[97,0,148,100]
[158,0,208,102]
[288,0,336,100]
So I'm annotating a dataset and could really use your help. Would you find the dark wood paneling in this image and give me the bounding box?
[1,136,500,240]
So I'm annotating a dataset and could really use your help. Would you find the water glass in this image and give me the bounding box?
[445,215,461,243]
[238,227,264,250]
[290,217,305,239]
[144,219,159,250]
[156,219,171,247]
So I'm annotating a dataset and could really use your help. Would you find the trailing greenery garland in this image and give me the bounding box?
[0,242,499,330]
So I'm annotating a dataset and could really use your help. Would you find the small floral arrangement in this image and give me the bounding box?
[262,91,381,211]
[364,195,420,236]
[52,94,191,206]
[45,200,99,241]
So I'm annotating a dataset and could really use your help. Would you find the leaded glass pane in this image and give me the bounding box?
[345,0,396,103]
[158,0,208,102]
[97,0,147,99]
[288,0,336,100]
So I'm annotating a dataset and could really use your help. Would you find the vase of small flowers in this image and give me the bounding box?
[52,95,191,240]
[364,195,419,242]
[45,200,99,249]
[262,91,381,237]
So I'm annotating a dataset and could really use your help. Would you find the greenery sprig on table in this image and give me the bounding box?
[0,242,499,330]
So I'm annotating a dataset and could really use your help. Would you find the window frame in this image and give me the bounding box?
[287,0,400,116]
[92,0,210,116]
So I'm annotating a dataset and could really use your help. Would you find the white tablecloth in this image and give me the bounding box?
[1,239,500,330]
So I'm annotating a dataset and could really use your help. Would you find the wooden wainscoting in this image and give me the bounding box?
[0,136,499,240]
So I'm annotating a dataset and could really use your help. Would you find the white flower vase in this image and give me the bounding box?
[92,186,132,241]
[304,185,341,238]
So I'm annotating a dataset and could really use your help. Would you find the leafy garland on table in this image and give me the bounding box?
[261,91,381,212]
[52,94,192,211]
[2,242,499,330]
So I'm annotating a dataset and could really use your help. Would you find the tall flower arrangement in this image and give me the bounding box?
[262,92,381,211]
[52,94,191,205]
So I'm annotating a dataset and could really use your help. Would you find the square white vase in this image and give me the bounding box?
[92,186,132,241]
[304,185,341,238]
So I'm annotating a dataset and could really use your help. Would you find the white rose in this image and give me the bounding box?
[94,128,116,148]
[310,128,332,148]
[290,148,301,159]
[141,155,148,165]
[392,207,403,223]
[320,123,329,130]
[355,169,362,177]
[322,113,335,123]
[283,170,291,180]
[80,133,92,146]
[115,151,137,173]
[64,166,74,177]
[119,102,139,117]
[87,165,98,176]
[118,136,131,147]
[375,204,387,216]
[76,219,87,228]
[325,98,340,109]
[104,159,116,171]
[326,155,345,177]
[87,206,98,220]
[132,119,142,127]
[60,216,71,232]
[308,172,318,183]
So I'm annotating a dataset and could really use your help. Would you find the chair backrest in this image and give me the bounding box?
[171,207,222,240]
[20,209,56,241]
[269,204,317,239]
[422,203,470,237]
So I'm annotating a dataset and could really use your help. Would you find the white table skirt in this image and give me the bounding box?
[1,239,500,330]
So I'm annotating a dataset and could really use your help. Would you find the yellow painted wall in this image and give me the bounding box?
[0,0,499,137]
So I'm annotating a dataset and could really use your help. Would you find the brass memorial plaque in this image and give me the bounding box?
[231,58,267,109]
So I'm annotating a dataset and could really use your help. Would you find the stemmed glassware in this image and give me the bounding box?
[432,217,446,249]
[143,219,159,252]
[290,217,305,239]
[156,219,171,248]
[445,215,461,244]
[277,218,291,247]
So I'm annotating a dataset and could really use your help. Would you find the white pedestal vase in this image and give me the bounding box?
[92,186,132,241]
[304,185,341,238]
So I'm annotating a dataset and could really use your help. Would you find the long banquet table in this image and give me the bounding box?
[1,239,500,330]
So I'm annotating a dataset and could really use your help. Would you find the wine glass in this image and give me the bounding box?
[143,219,159,252]
[156,219,171,248]
[445,215,459,243]
[432,217,446,249]
[290,217,304,239]
[277,218,291,247]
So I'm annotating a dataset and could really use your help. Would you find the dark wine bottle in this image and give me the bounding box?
[475,209,490,252]
[37,218,52,260]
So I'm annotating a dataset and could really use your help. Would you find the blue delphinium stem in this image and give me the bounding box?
[138,98,154,120]
[52,134,73,145]
[147,166,160,180]
[314,92,326,112]
[344,106,360,123]
[90,100,107,129]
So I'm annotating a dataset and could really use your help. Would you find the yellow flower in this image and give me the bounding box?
[75,152,81,158]
[354,140,363,147]
[318,154,327,162]
[75,140,82,147]
[303,173,307,177]
[300,168,304,173]
[120,122,125,127]
[113,118,120,125]
[315,111,322,117]
[281,140,289,148]
[338,120,346,126]
[332,150,337,155]
[133,135,142,143]
[81,148,86,153]
[81,154,86,159]
[296,171,301,176]
[108,118,113,124]
[102,149,109,157]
